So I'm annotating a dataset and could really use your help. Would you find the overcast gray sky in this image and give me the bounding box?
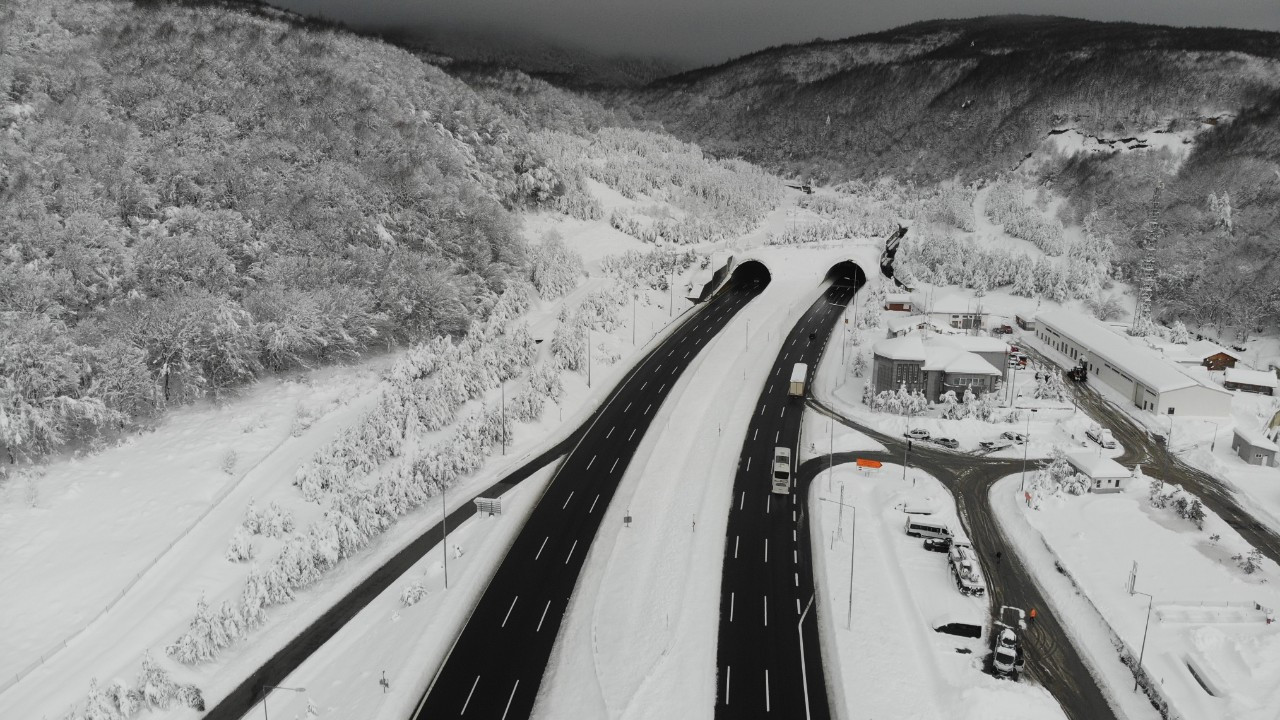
[275,0,1280,64]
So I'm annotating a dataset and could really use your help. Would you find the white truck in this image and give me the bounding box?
[789,363,808,397]
[1086,425,1117,449]
[948,536,986,597]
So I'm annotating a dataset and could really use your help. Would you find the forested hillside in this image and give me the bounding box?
[617,16,1280,335]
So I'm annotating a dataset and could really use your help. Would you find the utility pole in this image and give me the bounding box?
[586,327,592,388]
[441,482,449,589]
[1020,408,1038,494]
[632,292,636,346]
[1131,588,1155,693]
[829,415,834,492]
[501,382,506,455]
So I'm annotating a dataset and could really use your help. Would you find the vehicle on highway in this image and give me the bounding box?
[905,517,952,540]
[789,363,808,397]
[905,428,931,441]
[979,439,1013,452]
[924,537,952,553]
[948,536,986,597]
[1086,425,1117,449]
[933,437,959,449]
[772,446,792,494]
[1001,431,1027,444]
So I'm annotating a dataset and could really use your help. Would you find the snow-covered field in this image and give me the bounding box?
[811,460,1067,720]
[995,475,1280,720]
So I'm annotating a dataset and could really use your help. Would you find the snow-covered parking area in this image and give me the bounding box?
[811,463,1067,720]
[996,476,1280,720]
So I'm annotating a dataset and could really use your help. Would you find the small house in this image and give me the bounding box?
[885,293,913,312]
[1224,368,1276,396]
[1016,313,1037,331]
[1064,451,1132,494]
[886,314,930,338]
[1232,427,1278,467]
[1181,340,1239,371]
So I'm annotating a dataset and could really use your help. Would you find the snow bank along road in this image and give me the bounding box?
[410,263,771,720]
[716,262,862,720]
[806,400,1119,720]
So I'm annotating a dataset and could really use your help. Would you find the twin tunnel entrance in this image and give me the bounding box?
[713,258,867,296]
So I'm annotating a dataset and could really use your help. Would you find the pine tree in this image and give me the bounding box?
[240,567,270,628]
[83,678,122,720]
[225,525,256,562]
[1186,498,1206,530]
[851,351,867,378]
[137,651,178,709]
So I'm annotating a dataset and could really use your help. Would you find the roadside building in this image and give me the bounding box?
[1064,451,1133,493]
[1016,313,1037,331]
[1232,427,1279,467]
[933,335,1010,373]
[885,293,913,312]
[1034,311,1232,417]
[1223,368,1277,396]
[925,294,988,330]
[1184,341,1240,371]
[871,335,1001,402]
[887,314,930,338]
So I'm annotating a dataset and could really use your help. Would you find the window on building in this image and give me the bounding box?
[1168,408,1175,415]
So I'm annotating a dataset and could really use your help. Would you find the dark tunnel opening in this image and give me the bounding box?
[825,260,866,289]
[729,259,772,288]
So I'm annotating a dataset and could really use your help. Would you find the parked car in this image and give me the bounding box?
[1001,431,1027,444]
[924,537,952,553]
[979,440,1013,452]
[995,324,1014,335]
[933,437,959,449]
[1086,426,1117,449]
[905,428,931,441]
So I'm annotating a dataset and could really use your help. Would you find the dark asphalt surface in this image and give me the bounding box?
[805,399,1120,720]
[714,266,861,720]
[410,264,770,720]
[204,434,580,720]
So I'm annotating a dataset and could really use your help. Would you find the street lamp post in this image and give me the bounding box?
[1132,590,1154,692]
[1209,420,1219,452]
[500,382,506,455]
[262,685,305,720]
[902,405,913,483]
[1020,408,1039,494]
[586,327,592,389]
[441,479,449,589]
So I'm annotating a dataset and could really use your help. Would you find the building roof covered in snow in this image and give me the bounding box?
[1224,368,1278,389]
[1037,311,1214,393]
[1234,425,1279,451]
[874,335,927,362]
[886,292,912,303]
[1065,451,1132,480]
[922,347,1001,375]
[934,335,1009,354]
[887,314,930,334]
[1184,340,1239,362]
[926,294,986,315]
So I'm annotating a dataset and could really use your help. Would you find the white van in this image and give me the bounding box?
[772,447,791,494]
[904,517,951,540]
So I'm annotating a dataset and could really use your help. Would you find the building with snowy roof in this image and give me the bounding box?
[1064,451,1133,494]
[871,335,1001,402]
[1223,368,1277,396]
[886,314,931,338]
[1035,311,1232,417]
[924,294,988,330]
[885,293,913,311]
[1232,426,1278,467]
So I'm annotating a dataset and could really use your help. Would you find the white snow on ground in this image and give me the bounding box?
[0,361,389,682]
[244,465,556,720]
[811,460,1067,720]
[799,411,886,463]
[533,242,886,720]
[994,474,1280,720]
[0,198,711,719]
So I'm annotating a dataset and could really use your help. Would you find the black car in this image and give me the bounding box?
[924,537,952,552]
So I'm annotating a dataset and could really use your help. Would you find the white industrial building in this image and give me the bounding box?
[1035,311,1232,417]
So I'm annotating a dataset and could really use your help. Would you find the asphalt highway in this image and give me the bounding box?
[409,264,770,720]
[805,399,1120,720]
[714,267,861,720]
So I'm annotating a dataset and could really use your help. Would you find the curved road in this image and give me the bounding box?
[410,265,770,720]
[805,399,1120,720]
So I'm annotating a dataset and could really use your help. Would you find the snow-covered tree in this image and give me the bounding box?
[240,567,269,628]
[1033,370,1067,401]
[851,351,867,378]
[1168,320,1191,344]
[400,579,429,607]
[83,678,123,720]
[938,390,964,420]
[137,651,179,710]
[225,525,256,563]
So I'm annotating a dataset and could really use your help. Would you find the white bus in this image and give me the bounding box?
[772,447,791,494]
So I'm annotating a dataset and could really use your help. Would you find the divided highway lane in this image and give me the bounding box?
[411,267,769,720]
[715,269,861,720]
